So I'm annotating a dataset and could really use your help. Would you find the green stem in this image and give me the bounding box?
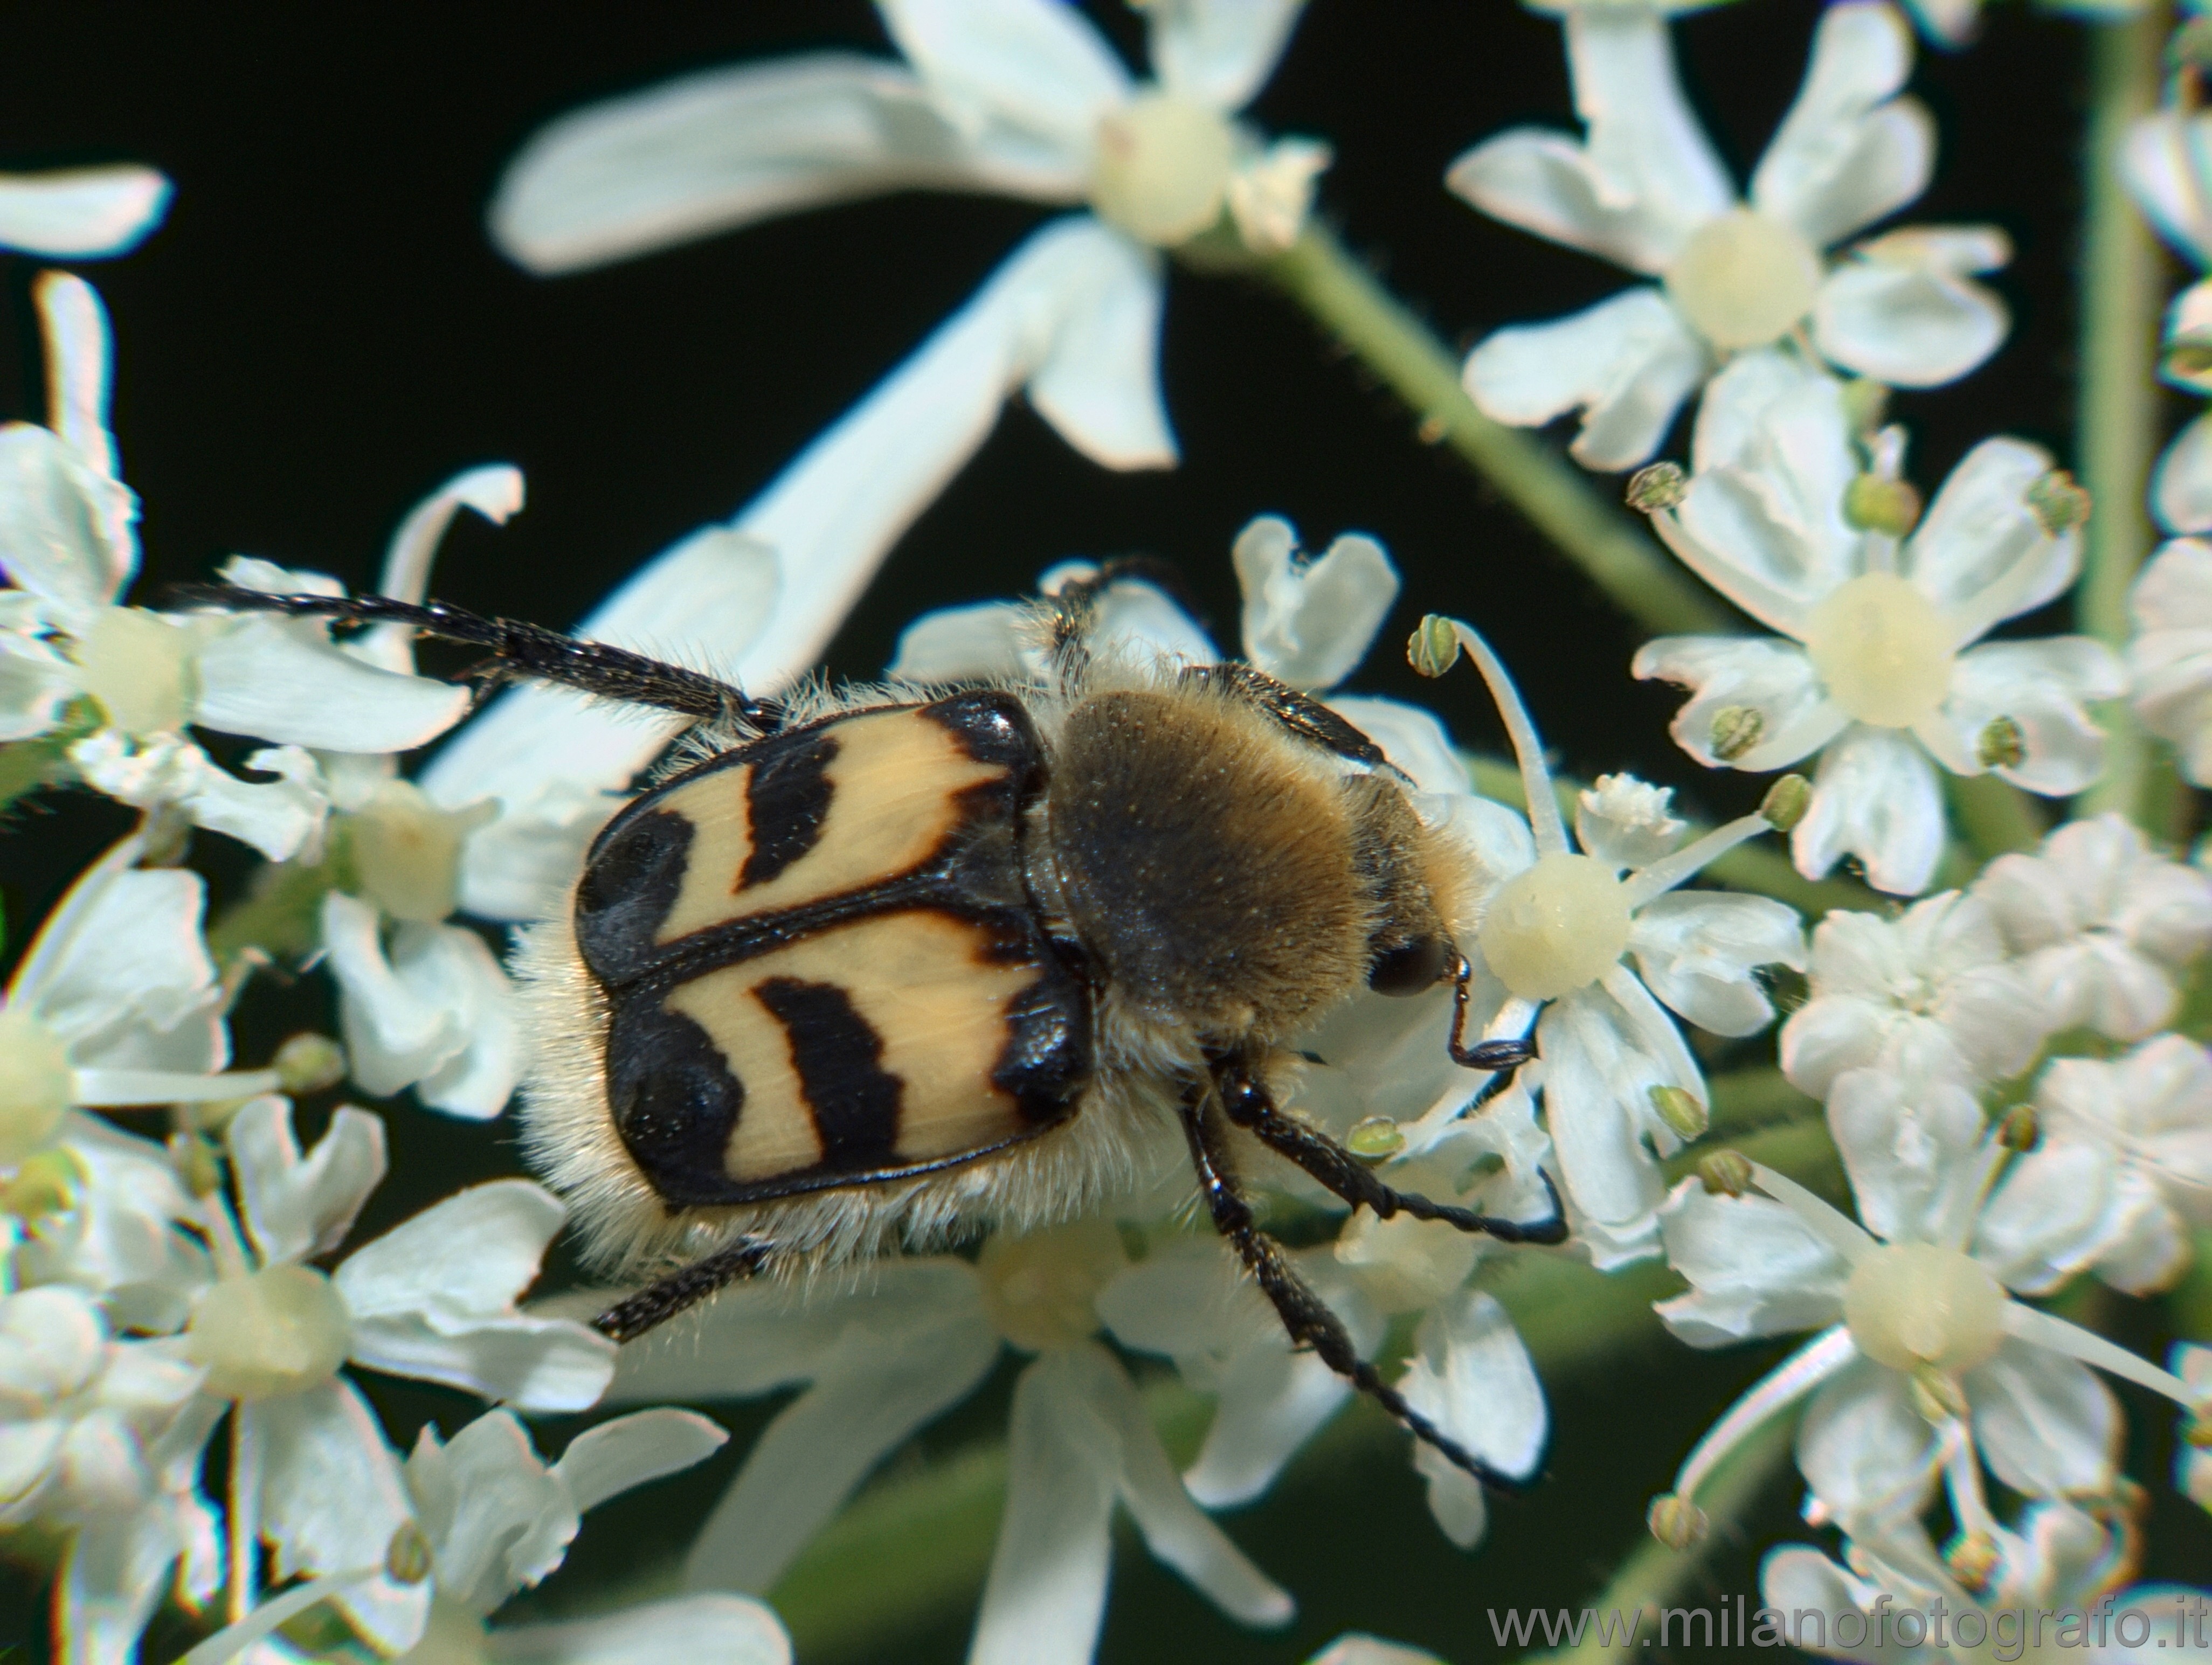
[1522,1412,1795,1665]
[1257,225,1731,637]
[2075,6,2172,823]
[1945,772,2048,862]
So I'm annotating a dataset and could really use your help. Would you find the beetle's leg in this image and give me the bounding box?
[1446,955,1543,1113]
[1212,1054,1567,1245]
[170,585,780,732]
[590,1237,775,1343]
[1179,1078,1540,1491]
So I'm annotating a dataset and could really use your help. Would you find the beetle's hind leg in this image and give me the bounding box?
[1211,1054,1566,1245]
[591,1237,776,1342]
[170,584,781,733]
[1178,1080,1540,1492]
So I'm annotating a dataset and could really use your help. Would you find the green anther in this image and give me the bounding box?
[1839,377,1890,434]
[1976,716,2027,771]
[1946,1532,2000,1592]
[1623,461,1686,513]
[2027,469,2092,536]
[385,1521,435,1585]
[1649,1084,1708,1141]
[1842,474,1923,537]
[2186,1409,2212,1449]
[1407,615,1460,679]
[0,1148,84,1219]
[1759,774,1812,832]
[1647,1493,1708,1549]
[1709,705,1763,763]
[1346,1116,1406,1161]
[273,1032,347,1096]
[1997,1104,2040,1152]
[1697,1149,1753,1197]
[1909,1362,1968,1424]
[169,1132,223,1198]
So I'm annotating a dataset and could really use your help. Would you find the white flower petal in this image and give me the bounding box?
[335,1180,565,1322]
[190,614,469,753]
[2130,537,2212,781]
[1232,516,1398,689]
[59,1507,186,1665]
[1906,436,2073,636]
[1966,1341,2119,1497]
[38,273,118,481]
[1447,132,1683,277]
[244,1383,426,1655]
[1628,890,1805,1037]
[483,1595,792,1665]
[1791,724,1944,896]
[1183,1347,1350,1510]
[428,1411,574,1609]
[357,466,527,673]
[886,598,1033,683]
[1630,634,1845,771]
[226,1097,386,1269]
[2123,109,2212,267]
[880,0,1132,163]
[1537,981,1686,1241]
[1925,637,2124,796]
[1149,0,1305,110]
[553,1407,728,1516]
[1322,697,1467,795]
[1565,9,1733,256]
[969,1350,1123,1665]
[1795,1361,1940,1524]
[489,57,1062,276]
[1750,2,1926,248]
[1813,254,2006,387]
[1397,1291,1545,1484]
[321,893,465,1099]
[1688,345,1834,474]
[1655,1181,1849,1346]
[1018,228,1174,475]
[2154,411,2212,536]
[1463,287,1708,472]
[395,923,521,1120]
[451,781,619,924]
[0,167,170,259]
[346,1309,614,1413]
[67,733,330,863]
[0,422,134,610]
[1410,1439,1488,1550]
[1971,1141,2117,1296]
[1825,1066,1982,1244]
[0,633,78,740]
[18,861,218,1061]
[683,1309,1000,1594]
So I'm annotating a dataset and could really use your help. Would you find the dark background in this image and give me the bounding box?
[2,4,2205,1662]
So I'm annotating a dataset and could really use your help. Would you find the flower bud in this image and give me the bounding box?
[1407,615,1461,678]
[1697,1150,1753,1197]
[1649,1085,1708,1141]
[1624,462,1686,513]
[1347,1117,1405,1161]
[1976,716,2026,771]
[1759,774,1811,832]
[1708,705,1763,763]
[1647,1493,1708,1549]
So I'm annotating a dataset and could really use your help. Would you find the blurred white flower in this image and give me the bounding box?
[1428,620,1805,1265]
[0,161,167,259]
[1304,1636,1448,1665]
[591,1224,1291,1665]
[2179,1343,2212,1511]
[179,1405,776,1665]
[2034,1038,2212,1296]
[0,275,468,858]
[1650,1067,2195,1539]
[1634,353,2118,896]
[2128,537,2212,785]
[1780,891,2046,1101]
[1972,815,2212,1042]
[1451,1,2007,470]
[2124,108,2212,536]
[153,1098,614,1655]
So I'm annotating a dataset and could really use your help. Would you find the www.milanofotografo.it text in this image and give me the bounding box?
[1489,1594,2212,1655]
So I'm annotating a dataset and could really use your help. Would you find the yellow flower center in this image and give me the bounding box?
[1664,209,1822,351]
[1842,1243,2007,1373]
[976,1218,1126,1352]
[1480,852,1632,1001]
[347,780,481,923]
[1803,571,1957,729]
[187,1264,352,1399]
[1090,91,1236,247]
[0,1009,73,1166]
[73,606,197,735]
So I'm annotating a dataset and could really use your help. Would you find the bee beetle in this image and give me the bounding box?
[203,572,1562,1489]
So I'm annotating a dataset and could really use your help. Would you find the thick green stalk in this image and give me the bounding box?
[2075,8,2172,823]
[1257,225,1731,637]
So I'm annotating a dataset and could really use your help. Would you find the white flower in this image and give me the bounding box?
[0,162,167,259]
[2034,1038,2212,1296]
[1972,815,2212,1042]
[888,513,1397,690]
[178,1406,780,1665]
[2128,537,2212,784]
[1648,1066,2199,1538]
[1633,353,2120,896]
[2124,109,2212,535]
[593,1224,1291,1665]
[1,832,279,1183]
[2179,1344,2212,1511]
[1305,1640,1447,1665]
[1425,620,1806,1264]
[1451,1,2007,470]
[1779,891,2046,1101]
[0,275,468,858]
[155,1098,614,1656]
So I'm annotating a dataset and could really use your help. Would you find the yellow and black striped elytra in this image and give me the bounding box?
[575,693,1091,1207]
[191,577,1564,1495]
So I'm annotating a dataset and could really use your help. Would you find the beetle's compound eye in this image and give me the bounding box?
[1367,934,1450,996]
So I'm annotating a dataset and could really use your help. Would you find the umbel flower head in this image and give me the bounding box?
[1632,353,2119,897]
[1451,0,2007,470]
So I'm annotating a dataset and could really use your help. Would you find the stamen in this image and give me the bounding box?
[1748,1163,1878,1265]
[1670,1325,1857,1506]
[1442,619,1567,856]
[2001,1302,2204,1407]
[1618,811,1773,910]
